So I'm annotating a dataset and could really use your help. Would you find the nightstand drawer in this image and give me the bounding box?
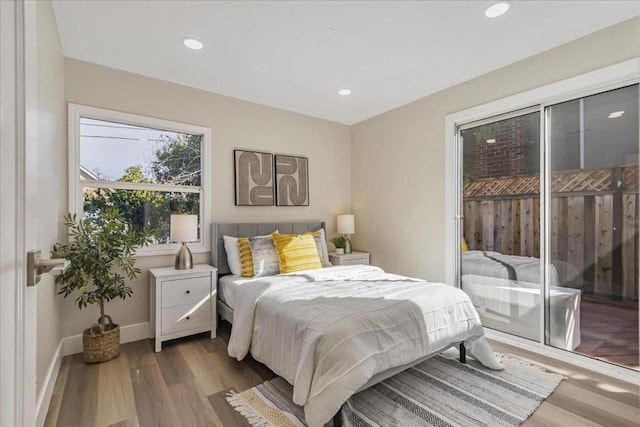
[161,302,211,335]
[339,256,368,265]
[329,251,370,266]
[161,275,210,308]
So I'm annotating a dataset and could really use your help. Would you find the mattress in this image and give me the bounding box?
[218,274,258,310]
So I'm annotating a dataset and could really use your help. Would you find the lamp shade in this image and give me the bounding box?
[337,214,355,235]
[170,215,198,242]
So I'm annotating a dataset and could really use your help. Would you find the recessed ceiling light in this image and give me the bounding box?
[182,38,204,50]
[608,111,625,119]
[338,89,352,96]
[486,138,497,144]
[485,1,511,18]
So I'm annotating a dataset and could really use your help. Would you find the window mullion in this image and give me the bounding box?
[80,181,202,193]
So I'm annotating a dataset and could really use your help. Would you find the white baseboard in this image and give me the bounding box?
[36,340,62,427]
[61,321,150,356]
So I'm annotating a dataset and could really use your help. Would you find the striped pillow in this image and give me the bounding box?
[238,237,254,277]
[272,232,322,273]
[232,231,277,277]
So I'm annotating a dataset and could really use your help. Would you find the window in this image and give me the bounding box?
[69,104,210,255]
[446,58,639,377]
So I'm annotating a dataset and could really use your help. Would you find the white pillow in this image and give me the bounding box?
[223,235,243,276]
[223,231,277,276]
[312,228,332,267]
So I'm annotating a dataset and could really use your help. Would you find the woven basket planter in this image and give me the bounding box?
[82,315,120,363]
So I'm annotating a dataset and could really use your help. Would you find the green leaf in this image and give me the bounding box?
[51,208,153,313]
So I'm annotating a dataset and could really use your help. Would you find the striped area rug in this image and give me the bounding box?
[226,350,565,427]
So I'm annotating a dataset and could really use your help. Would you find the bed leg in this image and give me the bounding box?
[333,408,343,427]
[459,343,466,364]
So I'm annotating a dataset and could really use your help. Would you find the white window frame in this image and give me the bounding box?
[444,58,640,383]
[68,104,211,256]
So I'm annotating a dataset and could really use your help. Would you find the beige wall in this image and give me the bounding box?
[62,59,351,336]
[35,0,65,396]
[351,17,640,281]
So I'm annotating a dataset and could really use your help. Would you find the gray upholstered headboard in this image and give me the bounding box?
[210,221,326,275]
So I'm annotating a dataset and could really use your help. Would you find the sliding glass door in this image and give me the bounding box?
[547,84,639,368]
[459,83,639,371]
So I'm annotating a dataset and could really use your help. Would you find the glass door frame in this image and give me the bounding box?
[444,58,640,383]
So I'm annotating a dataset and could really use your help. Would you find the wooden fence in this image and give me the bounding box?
[463,166,638,301]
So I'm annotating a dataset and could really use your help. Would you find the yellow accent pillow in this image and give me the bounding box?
[462,237,469,252]
[271,232,322,274]
[238,238,254,277]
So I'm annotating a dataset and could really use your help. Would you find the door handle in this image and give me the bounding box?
[27,249,70,286]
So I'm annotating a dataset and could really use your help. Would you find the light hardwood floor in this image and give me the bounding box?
[45,321,639,427]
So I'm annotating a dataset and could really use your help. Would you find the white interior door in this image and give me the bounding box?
[1,1,38,425]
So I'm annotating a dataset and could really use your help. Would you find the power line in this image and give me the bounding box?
[80,135,166,142]
[81,122,151,131]
[80,122,195,139]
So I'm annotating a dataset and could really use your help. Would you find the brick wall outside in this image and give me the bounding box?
[471,115,533,179]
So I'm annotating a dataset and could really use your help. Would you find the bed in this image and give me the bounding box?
[461,250,581,350]
[211,222,504,427]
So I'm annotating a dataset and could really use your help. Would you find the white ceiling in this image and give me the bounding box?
[52,1,639,125]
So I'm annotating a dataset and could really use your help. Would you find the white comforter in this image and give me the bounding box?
[227,265,503,427]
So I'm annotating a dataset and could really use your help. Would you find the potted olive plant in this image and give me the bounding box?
[331,235,348,255]
[52,208,156,363]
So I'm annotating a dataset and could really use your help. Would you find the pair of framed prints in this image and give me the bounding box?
[234,149,309,206]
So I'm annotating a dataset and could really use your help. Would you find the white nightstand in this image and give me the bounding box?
[149,264,217,352]
[329,251,370,266]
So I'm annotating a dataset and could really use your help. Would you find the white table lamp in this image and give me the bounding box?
[170,214,198,269]
[337,214,355,254]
